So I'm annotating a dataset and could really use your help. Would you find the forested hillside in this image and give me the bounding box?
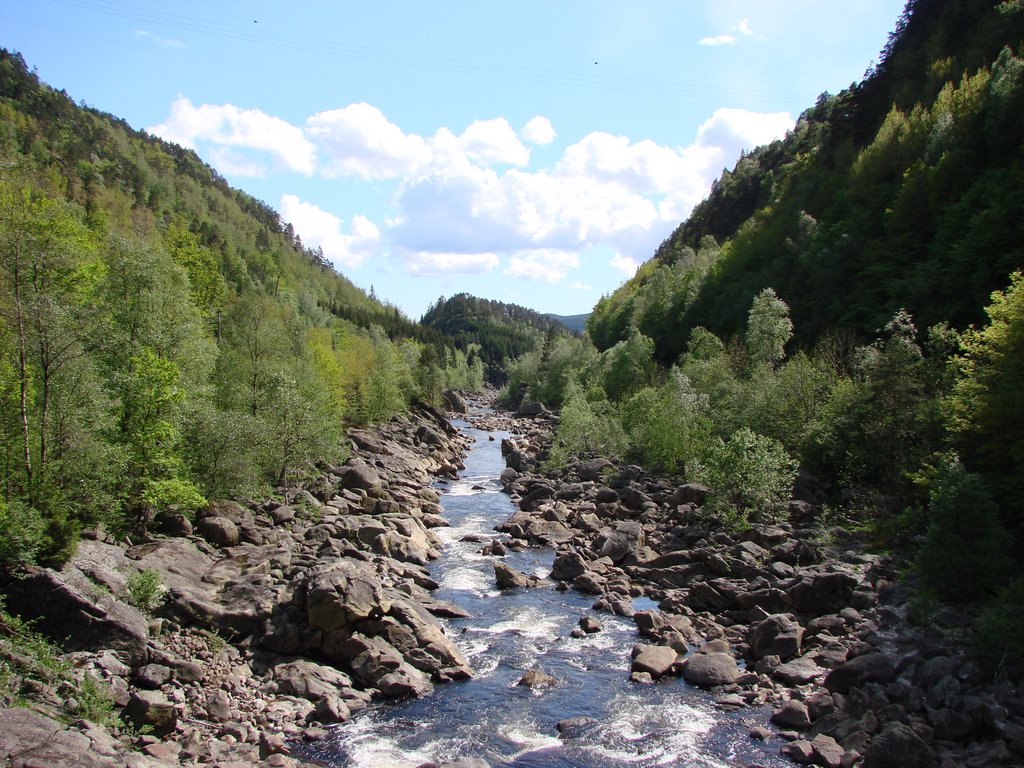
[421,293,574,384]
[0,49,483,565]
[506,0,1024,660]
[588,0,1024,361]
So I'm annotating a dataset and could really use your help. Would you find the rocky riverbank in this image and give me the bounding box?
[488,401,1024,768]
[0,400,476,768]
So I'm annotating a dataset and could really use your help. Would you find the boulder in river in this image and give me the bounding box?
[680,651,740,687]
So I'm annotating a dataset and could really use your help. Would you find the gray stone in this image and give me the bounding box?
[749,613,803,661]
[631,644,678,679]
[494,562,532,590]
[196,515,240,547]
[680,652,740,687]
[518,667,557,688]
[123,690,178,737]
[824,653,896,694]
[771,699,812,730]
[862,722,934,768]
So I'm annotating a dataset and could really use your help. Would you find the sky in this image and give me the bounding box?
[2,0,906,320]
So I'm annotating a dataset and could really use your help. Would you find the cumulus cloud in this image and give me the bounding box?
[521,116,556,145]
[610,253,641,277]
[699,34,736,46]
[695,107,793,159]
[504,250,580,283]
[279,194,379,268]
[148,97,316,175]
[455,118,529,166]
[307,103,431,180]
[207,148,266,178]
[401,250,500,276]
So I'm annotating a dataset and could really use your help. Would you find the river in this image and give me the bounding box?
[299,419,791,768]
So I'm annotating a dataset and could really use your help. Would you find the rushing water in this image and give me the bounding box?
[300,421,791,768]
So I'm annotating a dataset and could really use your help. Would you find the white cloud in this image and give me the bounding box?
[207,148,266,178]
[521,116,556,145]
[699,34,736,46]
[695,107,793,157]
[610,253,641,277]
[279,194,379,268]
[504,250,580,283]
[456,118,529,166]
[739,18,754,36]
[571,282,592,291]
[148,97,316,175]
[401,250,500,276]
[307,103,431,180]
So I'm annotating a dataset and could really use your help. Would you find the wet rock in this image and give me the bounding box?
[557,716,599,739]
[551,551,589,581]
[494,562,533,590]
[578,615,603,634]
[518,667,557,688]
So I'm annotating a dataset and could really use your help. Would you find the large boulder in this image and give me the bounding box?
[442,389,468,414]
[0,708,115,767]
[824,652,896,694]
[494,562,532,590]
[862,722,935,768]
[786,571,858,615]
[680,652,740,687]
[340,461,383,496]
[305,559,389,632]
[196,515,240,547]
[2,565,149,665]
[749,613,803,661]
[631,644,678,679]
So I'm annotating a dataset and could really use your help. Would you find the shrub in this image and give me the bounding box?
[0,500,48,568]
[693,427,797,528]
[915,459,1010,602]
[977,577,1024,664]
[120,569,166,615]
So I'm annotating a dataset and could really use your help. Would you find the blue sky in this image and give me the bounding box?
[2,0,906,320]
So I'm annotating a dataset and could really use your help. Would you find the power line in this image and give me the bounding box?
[46,0,804,104]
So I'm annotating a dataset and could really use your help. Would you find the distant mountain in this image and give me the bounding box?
[421,293,574,382]
[545,313,590,334]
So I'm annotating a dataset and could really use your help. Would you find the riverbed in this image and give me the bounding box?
[299,419,791,768]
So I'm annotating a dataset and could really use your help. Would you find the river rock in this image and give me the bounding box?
[494,562,533,589]
[0,708,115,767]
[340,461,383,496]
[824,652,896,694]
[749,613,803,661]
[557,716,599,739]
[771,698,812,730]
[631,644,678,678]
[518,667,557,688]
[861,722,935,768]
[680,652,740,687]
[305,558,389,630]
[786,571,858,615]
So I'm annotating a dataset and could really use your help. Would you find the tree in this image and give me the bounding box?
[746,287,793,368]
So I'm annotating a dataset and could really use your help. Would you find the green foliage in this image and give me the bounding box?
[692,427,798,529]
[977,578,1024,664]
[745,287,793,367]
[915,459,1010,602]
[621,368,712,475]
[120,568,166,615]
[73,672,117,726]
[949,271,1024,529]
[600,328,656,402]
[0,499,46,567]
[546,380,628,466]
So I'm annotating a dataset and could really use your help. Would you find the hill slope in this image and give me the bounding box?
[588,0,1024,363]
